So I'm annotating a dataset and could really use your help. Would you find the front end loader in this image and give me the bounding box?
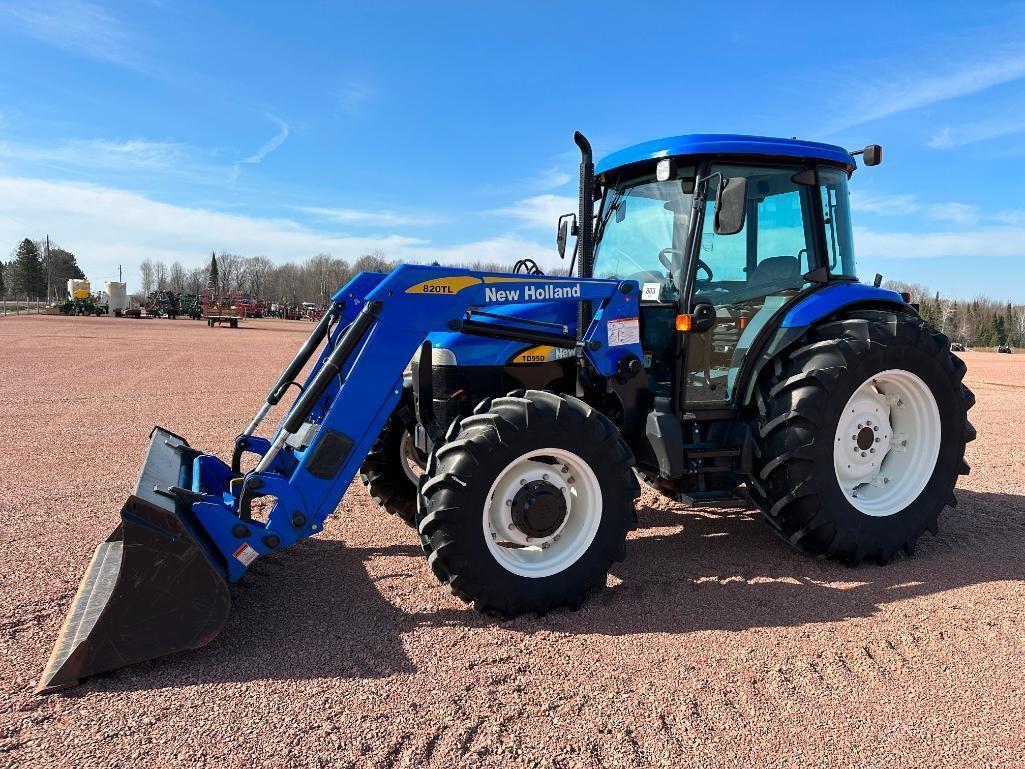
[39,131,975,692]
[38,266,645,692]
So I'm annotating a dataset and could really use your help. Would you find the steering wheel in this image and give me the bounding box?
[695,259,713,283]
[513,258,543,275]
[659,248,713,283]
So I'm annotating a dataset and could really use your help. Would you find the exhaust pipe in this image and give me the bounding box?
[573,132,596,358]
[573,131,595,279]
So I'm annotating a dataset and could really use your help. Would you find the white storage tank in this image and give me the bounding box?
[105,282,129,312]
[68,278,91,300]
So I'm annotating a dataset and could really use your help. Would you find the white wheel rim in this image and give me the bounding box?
[398,430,424,485]
[482,447,602,578]
[833,368,941,517]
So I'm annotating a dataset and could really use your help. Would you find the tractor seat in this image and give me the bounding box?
[748,255,801,290]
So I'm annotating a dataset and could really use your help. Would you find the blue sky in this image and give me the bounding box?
[2,1,1025,300]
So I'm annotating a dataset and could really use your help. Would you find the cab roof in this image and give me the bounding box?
[595,134,856,176]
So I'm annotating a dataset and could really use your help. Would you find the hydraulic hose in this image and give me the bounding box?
[282,304,377,435]
[266,303,338,407]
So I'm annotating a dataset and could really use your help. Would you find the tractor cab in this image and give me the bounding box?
[589,135,861,411]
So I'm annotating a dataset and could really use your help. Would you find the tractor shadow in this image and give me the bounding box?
[67,489,1025,693]
[567,487,1025,636]
[65,541,426,695]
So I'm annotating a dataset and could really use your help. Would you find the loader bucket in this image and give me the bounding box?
[36,428,231,694]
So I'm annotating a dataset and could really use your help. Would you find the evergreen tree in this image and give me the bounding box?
[0,259,5,298]
[207,251,219,292]
[44,247,84,299]
[10,238,45,297]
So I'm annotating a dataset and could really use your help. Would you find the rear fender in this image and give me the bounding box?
[740,286,913,407]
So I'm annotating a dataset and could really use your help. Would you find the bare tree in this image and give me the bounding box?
[185,267,206,295]
[352,250,392,275]
[154,261,169,291]
[243,256,274,297]
[139,259,155,296]
[169,261,187,293]
[217,252,246,294]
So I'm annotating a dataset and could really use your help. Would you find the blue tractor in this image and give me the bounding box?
[38,132,975,692]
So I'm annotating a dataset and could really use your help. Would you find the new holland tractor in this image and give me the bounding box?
[38,132,975,693]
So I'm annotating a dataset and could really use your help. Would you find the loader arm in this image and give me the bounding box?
[36,264,642,693]
[213,265,642,581]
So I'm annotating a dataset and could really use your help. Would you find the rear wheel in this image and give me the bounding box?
[750,309,975,565]
[417,390,639,617]
[359,393,424,526]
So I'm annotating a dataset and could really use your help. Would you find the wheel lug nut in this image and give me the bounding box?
[508,523,516,530]
[506,499,513,506]
[519,479,526,485]
[861,451,867,457]
[543,474,549,481]
[869,448,875,453]
[873,425,879,432]
[561,466,569,473]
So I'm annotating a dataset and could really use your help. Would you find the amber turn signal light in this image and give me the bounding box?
[675,313,693,332]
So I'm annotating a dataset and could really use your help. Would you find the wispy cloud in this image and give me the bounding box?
[0,137,190,172]
[0,0,143,68]
[856,225,1025,260]
[851,193,921,216]
[529,166,572,191]
[928,116,1025,149]
[238,114,290,168]
[490,194,576,230]
[298,206,446,227]
[852,193,979,225]
[825,45,1025,133]
[0,176,557,280]
[338,82,375,116]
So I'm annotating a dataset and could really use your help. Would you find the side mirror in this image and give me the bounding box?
[862,144,883,166]
[713,176,748,235]
[556,213,576,259]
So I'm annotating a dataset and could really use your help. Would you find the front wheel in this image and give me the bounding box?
[750,309,975,565]
[417,390,639,617]
[359,392,425,526]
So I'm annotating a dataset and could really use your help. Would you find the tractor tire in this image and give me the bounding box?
[749,308,975,565]
[417,390,640,618]
[359,393,424,526]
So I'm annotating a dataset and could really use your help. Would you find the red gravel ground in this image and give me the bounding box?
[1,315,1022,768]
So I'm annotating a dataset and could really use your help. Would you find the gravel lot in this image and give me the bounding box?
[1,315,1022,768]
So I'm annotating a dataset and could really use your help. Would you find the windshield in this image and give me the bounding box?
[593,167,695,302]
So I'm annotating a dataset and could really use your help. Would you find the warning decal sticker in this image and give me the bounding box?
[233,543,259,567]
[607,317,640,347]
[641,283,661,301]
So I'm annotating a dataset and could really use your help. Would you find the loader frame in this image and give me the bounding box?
[186,265,644,581]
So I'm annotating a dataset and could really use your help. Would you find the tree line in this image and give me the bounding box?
[3,236,1021,347]
[138,251,517,305]
[886,280,1024,348]
[0,238,86,301]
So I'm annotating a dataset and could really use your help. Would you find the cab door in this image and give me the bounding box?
[681,164,818,408]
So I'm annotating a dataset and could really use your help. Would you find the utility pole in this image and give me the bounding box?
[45,235,51,303]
